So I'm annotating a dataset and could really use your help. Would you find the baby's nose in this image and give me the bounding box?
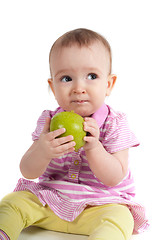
[72,81,86,94]
[73,88,86,94]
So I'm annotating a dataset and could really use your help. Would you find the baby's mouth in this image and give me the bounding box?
[72,100,89,104]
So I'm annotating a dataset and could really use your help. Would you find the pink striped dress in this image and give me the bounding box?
[14,104,149,234]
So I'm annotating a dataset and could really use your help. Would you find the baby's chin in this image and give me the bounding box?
[64,109,93,118]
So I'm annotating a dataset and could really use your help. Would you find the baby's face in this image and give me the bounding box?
[49,42,112,117]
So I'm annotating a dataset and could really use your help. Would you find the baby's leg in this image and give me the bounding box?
[68,204,134,240]
[0,191,53,239]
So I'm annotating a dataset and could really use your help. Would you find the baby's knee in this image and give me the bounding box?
[118,205,134,239]
[0,191,31,239]
[90,204,134,240]
[101,204,134,240]
[0,191,33,213]
[1,191,25,205]
[1,192,19,207]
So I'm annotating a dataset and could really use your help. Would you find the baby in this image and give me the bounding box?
[0,28,149,240]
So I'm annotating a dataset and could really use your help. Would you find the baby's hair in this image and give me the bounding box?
[49,28,112,75]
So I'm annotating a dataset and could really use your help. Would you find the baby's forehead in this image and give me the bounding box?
[49,42,111,78]
[49,41,111,67]
[50,39,109,56]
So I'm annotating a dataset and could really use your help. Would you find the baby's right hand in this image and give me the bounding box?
[37,117,76,160]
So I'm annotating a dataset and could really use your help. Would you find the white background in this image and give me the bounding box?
[0,0,158,238]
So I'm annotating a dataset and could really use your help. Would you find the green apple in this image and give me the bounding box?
[50,111,86,151]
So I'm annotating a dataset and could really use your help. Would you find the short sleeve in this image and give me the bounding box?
[102,112,140,153]
[32,110,52,141]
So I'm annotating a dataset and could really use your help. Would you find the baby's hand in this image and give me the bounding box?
[38,118,76,159]
[83,117,100,151]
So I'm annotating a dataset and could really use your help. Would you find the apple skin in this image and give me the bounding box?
[50,111,86,151]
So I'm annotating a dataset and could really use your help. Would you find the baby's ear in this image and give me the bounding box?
[48,78,55,94]
[106,74,117,96]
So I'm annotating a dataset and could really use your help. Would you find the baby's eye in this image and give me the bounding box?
[61,76,72,82]
[87,73,97,80]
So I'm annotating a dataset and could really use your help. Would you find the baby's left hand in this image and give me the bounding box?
[83,117,100,151]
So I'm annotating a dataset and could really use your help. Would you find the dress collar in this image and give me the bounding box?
[57,103,109,128]
[91,104,109,128]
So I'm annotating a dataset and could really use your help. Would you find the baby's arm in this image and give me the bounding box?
[83,117,128,187]
[20,118,76,179]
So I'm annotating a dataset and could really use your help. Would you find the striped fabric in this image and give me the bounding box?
[0,230,10,240]
[14,104,149,234]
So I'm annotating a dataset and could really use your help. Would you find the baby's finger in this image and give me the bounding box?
[84,125,97,137]
[54,135,74,146]
[84,118,99,130]
[84,136,95,143]
[48,128,66,140]
[54,140,76,155]
[84,121,99,136]
[42,117,51,134]
[84,117,98,125]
